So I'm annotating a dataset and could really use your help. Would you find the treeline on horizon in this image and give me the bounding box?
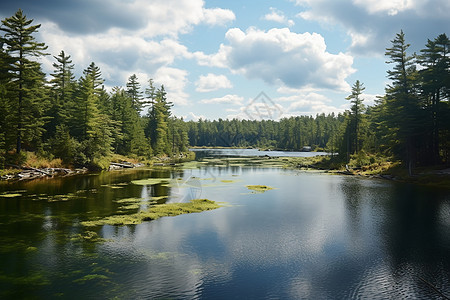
[188,30,450,171]
[0,9,449,172]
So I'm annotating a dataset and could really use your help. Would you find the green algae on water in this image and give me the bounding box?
[131,178,170,185]
[73,274,110,284]
[81,199,222,227]
[0,193,22,198]
[246,185,274,193]
[114,197,143,203]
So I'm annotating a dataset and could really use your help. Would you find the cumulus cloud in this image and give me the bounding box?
[293,0,450,54]
[202,7,236,26]
[195,73,232,92]
[184,112,207,121]
[195,27,355,92]
[0,0,235,37]
[200,94,244,105]
[0,0,236,107]
[273,91,346,116]
[153,67,189,106]
[263,7,295,27]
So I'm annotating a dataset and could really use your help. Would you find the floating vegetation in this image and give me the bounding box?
[119,204,140,210]
[221,180,234,183]
[131,178,170,185]
[0,272,50,286]
[114,197,143,204]
[100,183,125,189]
[81,199,222,227]
[246,185,274,193]
[151,196,169,201]
[25,246,38,253]
[70,231,109,243]
[73,274,110,284]
[0,193,22,198]
[181,161,206,169]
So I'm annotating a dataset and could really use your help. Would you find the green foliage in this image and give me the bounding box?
[0,9,49,153]
[345,80,365,154]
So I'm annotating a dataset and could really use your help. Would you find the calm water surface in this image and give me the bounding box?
[0,156,449,299]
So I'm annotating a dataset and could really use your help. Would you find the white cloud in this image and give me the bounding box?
[184,112,207,121]
[361,93,381,106]
[200,94,244,105]
[195,27,355,92]
[133,0,236,37]
[293,0,450,55]
[352,0,422,16]
[202,7,236,26]
[16,0,236,112]
[263,7,295,27]
[273,91,346,116]
[40,24,191,105]
[153,67,189,106]
[195,73,232,92]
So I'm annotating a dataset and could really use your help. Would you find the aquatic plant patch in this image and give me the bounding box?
[81,199,222,227]
[0,193,22,198]
[246,185,274,193]
[131,178,171,185]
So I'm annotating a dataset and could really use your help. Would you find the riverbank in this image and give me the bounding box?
[192,154,450,189]
[0,151,196,181]
[282,155,450,189]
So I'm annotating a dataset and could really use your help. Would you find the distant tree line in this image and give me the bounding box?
[186,114,343,151]
[0,9,188,169]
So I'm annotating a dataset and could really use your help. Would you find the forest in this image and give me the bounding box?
[0,9,449,172]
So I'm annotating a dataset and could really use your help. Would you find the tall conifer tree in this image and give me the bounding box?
[0,9,48,153]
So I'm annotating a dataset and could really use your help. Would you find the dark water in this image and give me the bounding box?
[0,163,449,299]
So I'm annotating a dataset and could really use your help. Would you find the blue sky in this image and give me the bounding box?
[1,0,448,120]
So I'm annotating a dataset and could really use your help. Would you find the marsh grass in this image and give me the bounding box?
[82,199,222,227]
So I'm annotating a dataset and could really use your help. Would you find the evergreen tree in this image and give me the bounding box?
[384,30,420,173]
[47,50,75,137]
[126,74,143,113]
[72,63,113,166]
[0,9,48,153]
[346,80,365,154]
[418,34,450,164]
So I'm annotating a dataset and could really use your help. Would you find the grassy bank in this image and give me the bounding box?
[284,153,450,189]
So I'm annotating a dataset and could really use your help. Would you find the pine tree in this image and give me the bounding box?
[0,9,48,153]
[72,63,113,166]
[418,34,450,164]
[385,30,421,174]
[47,50,76,137]
[126,74,143,113]
[346,80,365,154]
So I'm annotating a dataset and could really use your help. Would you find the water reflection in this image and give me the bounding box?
[0,166,449,299]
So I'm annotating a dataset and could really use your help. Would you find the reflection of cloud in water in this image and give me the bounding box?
[168,171,203,202]
[101,217,233,298]
[97,167,450,298]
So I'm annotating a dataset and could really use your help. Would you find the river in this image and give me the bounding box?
[0,150,449,299]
